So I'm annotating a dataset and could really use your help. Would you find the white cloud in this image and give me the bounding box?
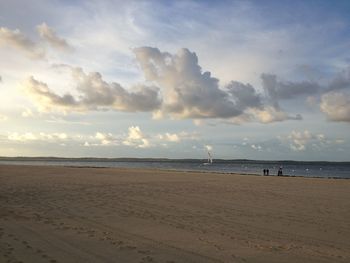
[127,126,143,140]
[21,108,34,118]
[37,22,72,52]
[157,131,199,143]
[123,126,150,148]
[158,133,180,142]
[3,127,199,150]
[287,130,327,151]
[7,132,68,142]
[0,27,45,59]
[5,131,117,146]
[251,144,262,151]
[95,132,116,145]
[248,106,302,124]
[8,132,37,142]
[315,66,350,122]
[5,130,120,147]
[205,145,212,151]
[320,91,350,122]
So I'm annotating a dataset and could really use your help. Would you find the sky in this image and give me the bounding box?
[0,0,350,161]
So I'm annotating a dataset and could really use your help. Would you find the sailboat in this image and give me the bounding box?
[203,150,213,165]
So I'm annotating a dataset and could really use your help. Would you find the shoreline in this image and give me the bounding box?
[1,162,349,180]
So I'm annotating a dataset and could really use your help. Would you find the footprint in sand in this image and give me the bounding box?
[3,244,14,260]
[33,246,58,262]
[141,255,154,262]
[125,245,137,250]
[138,250,151,255]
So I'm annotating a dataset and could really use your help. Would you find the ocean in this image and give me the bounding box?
[1,158,349,179]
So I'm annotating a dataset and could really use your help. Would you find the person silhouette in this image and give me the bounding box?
[278,167,283,176]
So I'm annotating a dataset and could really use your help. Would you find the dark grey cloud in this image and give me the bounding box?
[25,76,78,111]
[261,73,320,104]
[24,46,313,123]
[134,47,262,119]
[253,73,323,122]
[25,68,161,112]
[315,66,350,122]
[0,23,72,60]
[226,81,262,111]
[134,47,304,123]
[327,67,350,91]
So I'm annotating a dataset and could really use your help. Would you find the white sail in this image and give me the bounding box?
[203,149,213,165]
[207,151,213,164]
[202,145,213,165]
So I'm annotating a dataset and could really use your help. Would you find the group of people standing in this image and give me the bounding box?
[263,167,283,176]
[263,169,269,176]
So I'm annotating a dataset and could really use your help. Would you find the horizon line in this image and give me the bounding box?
[0,156,349,164]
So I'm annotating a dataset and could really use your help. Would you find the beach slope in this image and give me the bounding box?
[0,165,349,262]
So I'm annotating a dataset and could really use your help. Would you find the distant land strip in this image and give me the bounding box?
[0,156,349,165]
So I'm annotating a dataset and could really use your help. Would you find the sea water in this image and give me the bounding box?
[1,158,349,179]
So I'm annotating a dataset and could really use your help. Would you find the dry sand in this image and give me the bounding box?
[0,165,349,263]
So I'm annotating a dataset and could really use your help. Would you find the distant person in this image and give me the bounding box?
[263,169,266,176]
[267,169,269,176]
[278,167,283,176]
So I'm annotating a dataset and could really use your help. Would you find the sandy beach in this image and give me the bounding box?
[0,165,349,263]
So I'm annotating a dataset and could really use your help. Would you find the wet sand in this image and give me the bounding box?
[0,165,349,263]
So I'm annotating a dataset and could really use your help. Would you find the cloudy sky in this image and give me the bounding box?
[1,0,350,161]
